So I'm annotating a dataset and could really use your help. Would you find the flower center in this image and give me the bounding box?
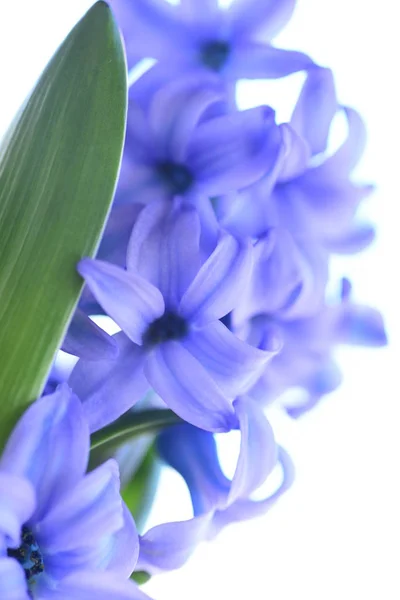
[143,311,188,347]
[7,526,44,594]
[200,40,231,71]
[156,161,194,196]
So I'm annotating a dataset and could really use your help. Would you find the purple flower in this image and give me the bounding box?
[115,74,283,207]
[0,385,149,599]
[135,396,294,573]
[70,202,279,433]
[247,279,387,416]
[221,67,374,252]
[110,0,312,81]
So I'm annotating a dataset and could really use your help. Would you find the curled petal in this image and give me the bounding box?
[78,258,165,345]
[62,309,119,360]
[187,106,282,195]
[0,385,89,521]
[277,123,310,182]
[229,397,277,504]
[0,473,35,547]
[291,67,337,155]
[180,232,253,326]
[229,0,296,42]
[316,106,368,177]
[69,333,149,433]
[183,321,277,397]
[209,447,295,537]
[148,74,224,161]
[157,424,231,515]
[127,202,202,307]
[137,514,212,574]
[225,42,313,80]
[0,558,30,600]
[144,342,236,432]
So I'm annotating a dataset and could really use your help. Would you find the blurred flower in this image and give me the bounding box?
[136,396,294,573]
[247,279,387,416]
[110,0,312,81]
[0,385,148,599]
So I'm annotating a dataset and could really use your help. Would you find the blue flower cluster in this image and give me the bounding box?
[1,0,386,597]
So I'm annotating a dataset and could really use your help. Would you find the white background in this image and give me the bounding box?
[1,1,399,598]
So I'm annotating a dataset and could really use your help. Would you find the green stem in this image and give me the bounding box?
[90,409,182,452]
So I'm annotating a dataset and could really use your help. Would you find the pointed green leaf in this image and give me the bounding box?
[0,1,127,446]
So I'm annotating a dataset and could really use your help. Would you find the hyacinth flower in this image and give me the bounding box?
[247,279,387,417]
[114,74,283,208]
[136,396,294,573]
[222,67,375,253]
[0,384,149,599]
[69,201,280,433]
[110,0,313,83]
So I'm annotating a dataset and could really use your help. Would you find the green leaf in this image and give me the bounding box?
[90,409,182,453]
[0,2,127,446]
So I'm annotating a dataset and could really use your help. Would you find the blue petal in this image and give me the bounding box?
[147,73,224,162]
[127,202,202,309]
[109,0,193,67]
[144,342,236,432]
[36,460,123,556]
[291,67,337,155]
[0,558,30,599]
[0,385,89,522]
[179,232,253,326]
[228,397,277,504]
[69,332,149,433]
[187,106,282,195]
[337,304,388,347]
[210,447,295,537]
[315,106,367,177]
[0,473,35,547]
[62,309,119,360]
[183,321,277,397]
[78,259,165,346]
[97,204,144,266]
[137,514,212,574]
[225,42,313,79]
[105,504,140,578]
[229,0,296,42]
[157,424,230,515]
[325,223,376,254]
[51,571,151,600]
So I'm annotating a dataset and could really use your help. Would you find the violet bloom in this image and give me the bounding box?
[222,67,375,253]
[110,0,312,82]
[0,385,149,599]
[247,279,387,417]
[70,202,278,433]
[135,396,294,574]
[115,74,283,207]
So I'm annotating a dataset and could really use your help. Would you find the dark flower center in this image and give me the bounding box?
[156,161,194,196]
[7,526,44,593]
[200,40,231,71]
[143,311,188,347]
